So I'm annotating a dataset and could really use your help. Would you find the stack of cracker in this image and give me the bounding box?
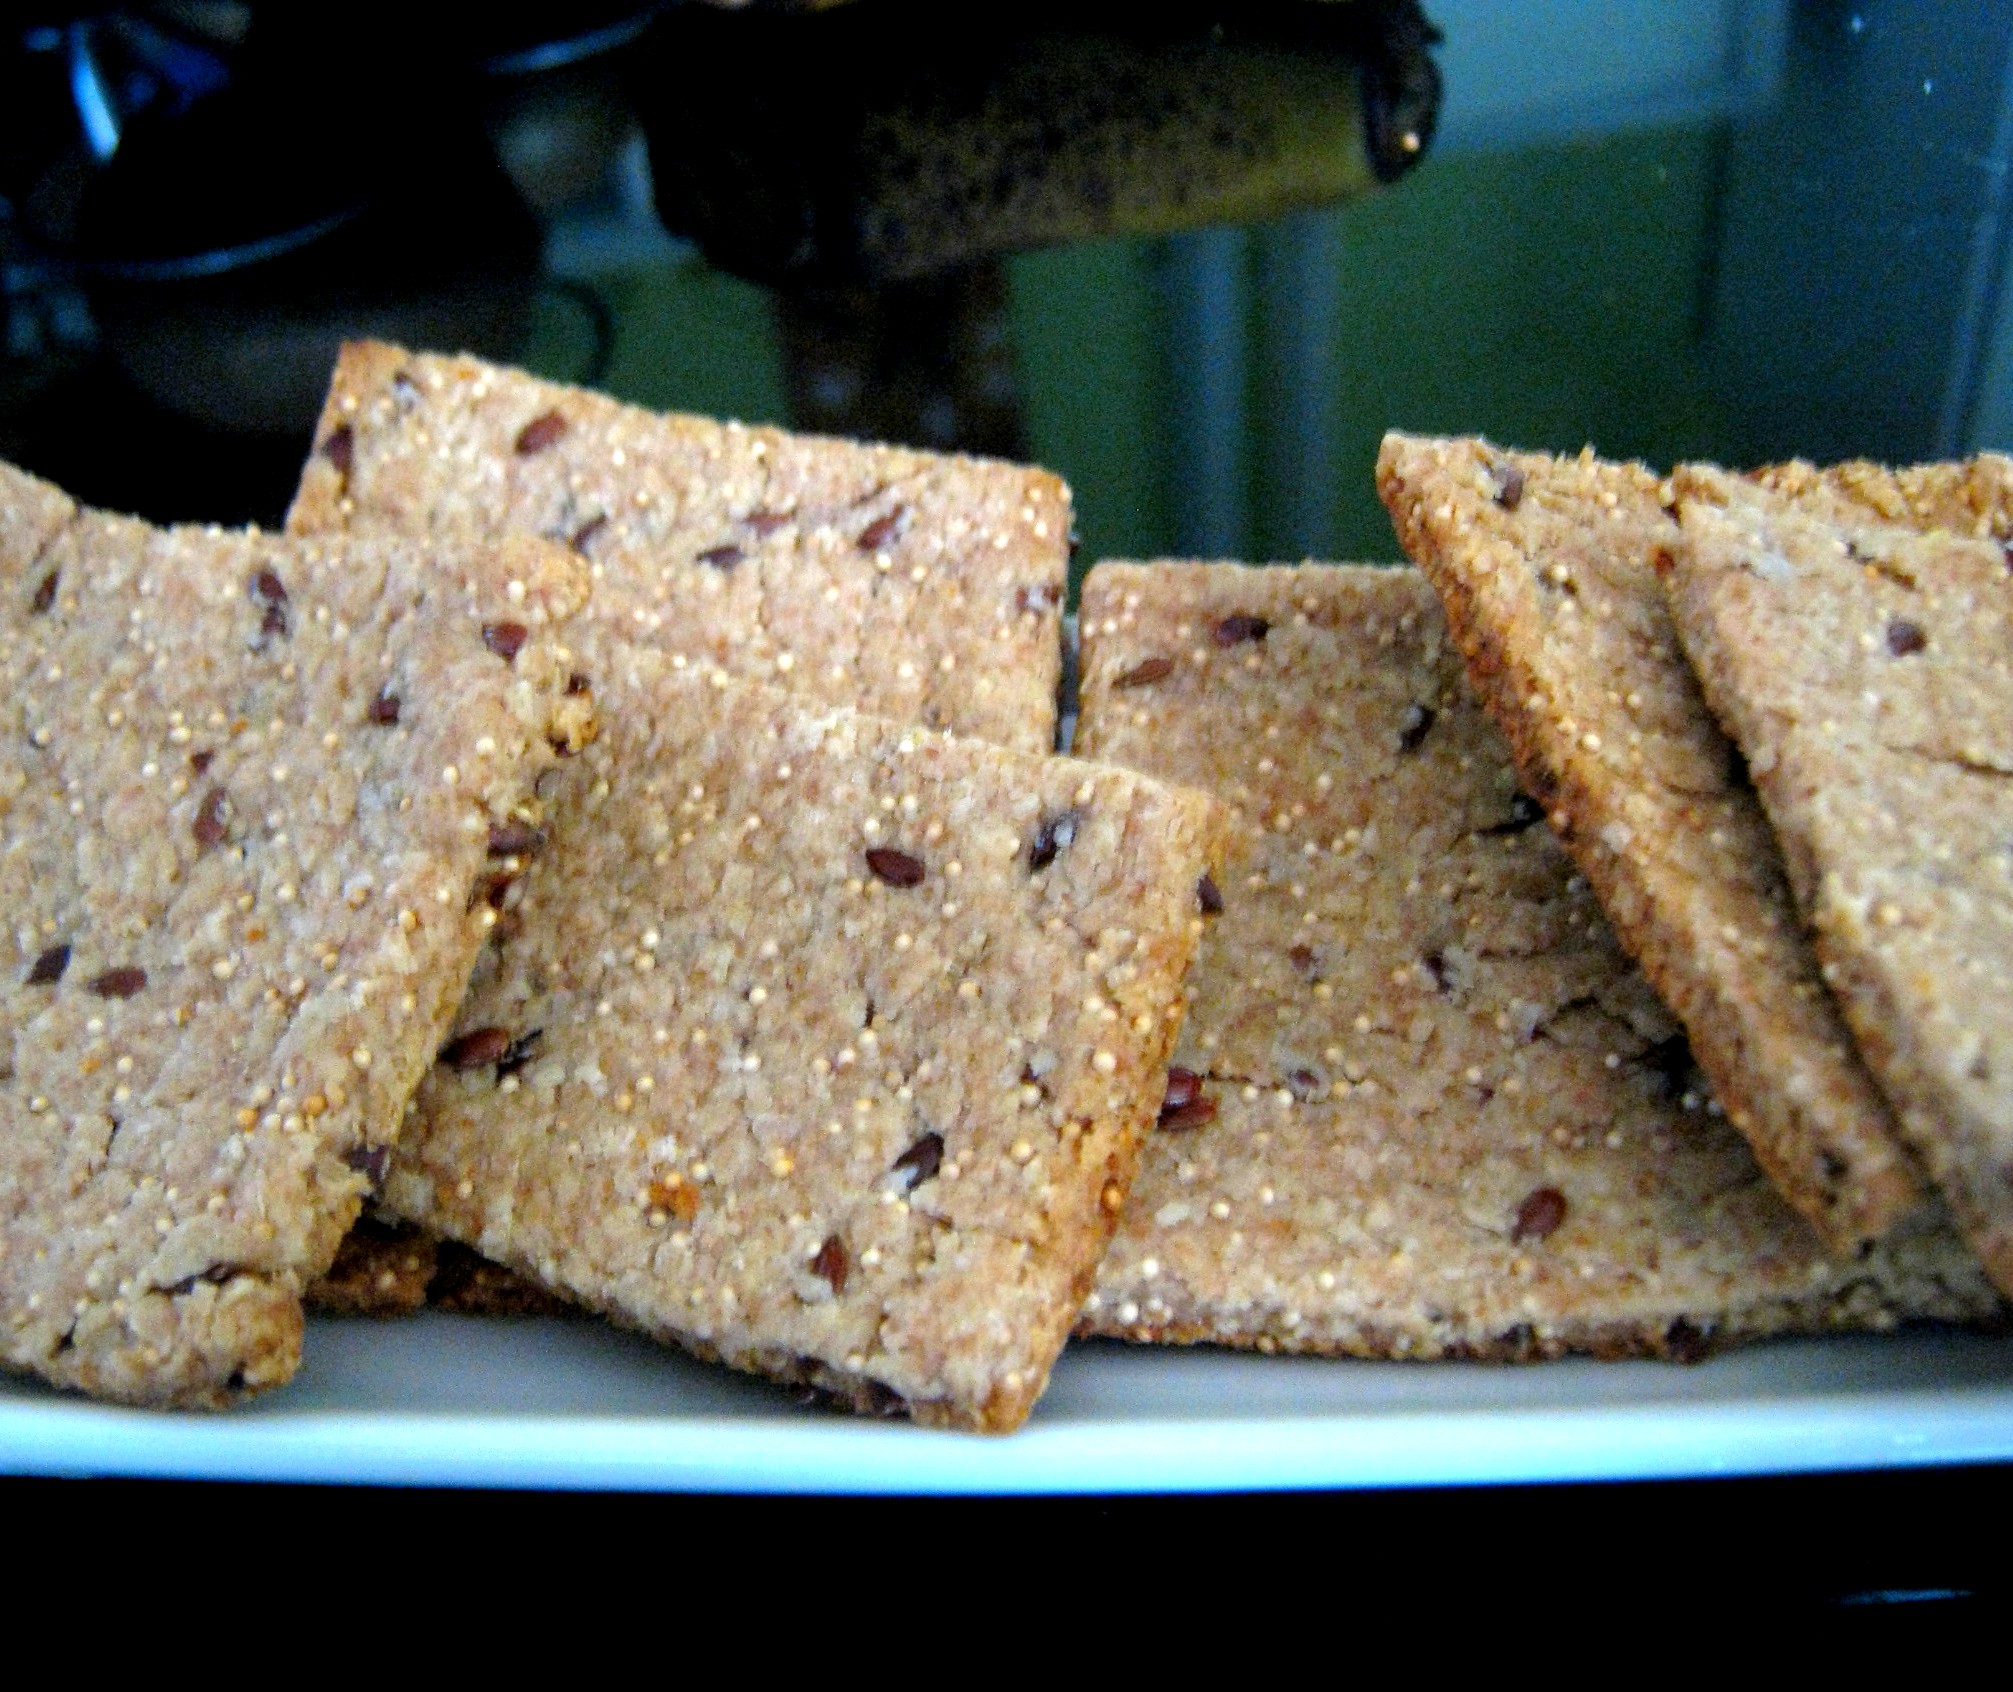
[1379,430,2013,1312]
[279,343,1234,1430]
[6,337,2006,1431]
[0,345,1234,1429]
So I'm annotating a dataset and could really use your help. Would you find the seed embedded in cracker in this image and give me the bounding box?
[0,458,590,1406]
[1073,560,2000,1360]
[287,339,1069,755]
[1376,433,1931,1251]
[379,654,1233,1431]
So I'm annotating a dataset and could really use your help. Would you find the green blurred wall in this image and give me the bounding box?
[1309,122,1728,563]
[521,259,788,426]
[520,122,1727,577]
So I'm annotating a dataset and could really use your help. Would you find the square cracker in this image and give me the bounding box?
[1667,466,2013,1294]
[1074,561,1997,1357]
[0,461,591,1404]
[1376,434,1920,1250]
[288,340,1068,755]
[381,654,1232,1431]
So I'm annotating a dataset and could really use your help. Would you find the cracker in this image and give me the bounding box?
[1667,467,2013,1293]
[1074,561,1998,1356]
[288,340,1068,755]
[305,1222,573,1317]
[1746,453,2013,537]
[426,1243,577,1318]
[1375,434,1917,1249]
[0,460,591,1404]
[308,1216,438,1316]
[381,654,1231,1430]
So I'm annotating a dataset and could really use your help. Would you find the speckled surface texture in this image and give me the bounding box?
[0,460,591,1404]
[1668,466,2013,1296]
[1073,560,1998,1357]
[382,652,1232,1430]
[289,340,1068,755]
[1376,434,1918,1249]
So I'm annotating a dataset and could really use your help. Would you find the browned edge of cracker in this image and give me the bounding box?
[306,1224,579,1318]
[307,1217,438,1317]
[1375,432,1917,1251]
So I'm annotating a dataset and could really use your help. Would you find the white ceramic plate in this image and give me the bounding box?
[3,1318,2010,1492]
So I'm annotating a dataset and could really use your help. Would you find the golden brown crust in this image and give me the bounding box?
[1375,434,1918,1248]
[306,1217,438,1316]
[424,1241,577,1317]
[306,1221,577,1317]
